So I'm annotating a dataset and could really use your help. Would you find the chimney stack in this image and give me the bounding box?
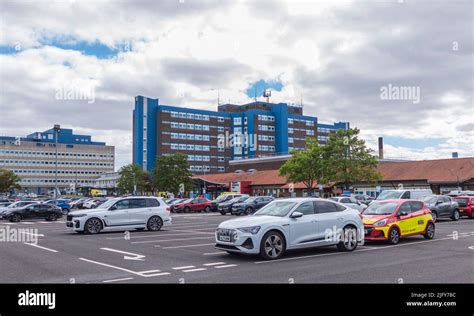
[378,137,384,160]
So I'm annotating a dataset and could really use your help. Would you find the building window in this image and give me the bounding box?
[186,113,194,119]
[233,117,242,125]
[218,117,225,123]
[288,128,294,134]
[202,115,210,121]
[171,112,179,118]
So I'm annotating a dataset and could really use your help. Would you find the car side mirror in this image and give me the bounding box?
[109,205,117,211]
[290,211,303,219]
[398,211,408,217]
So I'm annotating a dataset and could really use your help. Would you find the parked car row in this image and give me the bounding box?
[215,197,437,260]
[0,201,63,222]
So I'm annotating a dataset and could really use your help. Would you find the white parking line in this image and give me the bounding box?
[131,236,214,244]
[255,235,472,264]
[172,266,196,270]
[203,252,227,256]
[182,268,207,273]
[167,222,210,227]
[214,264,237,269]
[23,243,58,253]
[203,262,226,266]
[79,258,170,278]
[102,277,134,283]
[106,231,213,240]
[1,223,17,225]
[159,243,215,249]
[22,232,45,237]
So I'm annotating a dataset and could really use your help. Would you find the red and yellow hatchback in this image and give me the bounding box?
[361,199,435,244]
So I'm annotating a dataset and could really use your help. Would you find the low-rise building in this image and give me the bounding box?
[0,127,115,195]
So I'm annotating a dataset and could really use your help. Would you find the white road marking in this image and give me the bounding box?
[214,264,237,269]
[255,235,473,264]
[102,277,134,283]
[172,266,196,270]
[79,258,170,278]
[167,222,210,227]
[169,227,216,232]
[183,268,207,273]
[23,243,58,253]
[100,247,146,261]
[203,252,227,256]
[106,231,213,240]
[159,243,215,249]
[22,231,45,237]
[19,222,35,225]
[1,223,17,225]
[137,270,162,274]
[203,262,226,266]
[131,236,214,244]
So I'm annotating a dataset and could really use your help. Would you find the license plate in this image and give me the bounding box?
[218,235,230,242]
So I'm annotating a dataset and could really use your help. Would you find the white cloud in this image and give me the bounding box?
[0,0,472,170]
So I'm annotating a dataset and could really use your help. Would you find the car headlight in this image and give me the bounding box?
[71,214,87,218]
[374,219,388,226]
[237,226,261,234]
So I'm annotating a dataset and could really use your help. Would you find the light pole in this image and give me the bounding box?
[53,124,61,201]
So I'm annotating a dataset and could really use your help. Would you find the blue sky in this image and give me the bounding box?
[245,79,283,99]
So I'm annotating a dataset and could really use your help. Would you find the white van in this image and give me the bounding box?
[375,189,433,201]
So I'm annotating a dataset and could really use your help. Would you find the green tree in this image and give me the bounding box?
[117,164,145,194]
[152,153,193,195]
[0,169,21,193]
[322,128,382,190]
[279,138,325,195]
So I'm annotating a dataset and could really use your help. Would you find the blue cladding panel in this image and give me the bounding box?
[272,104,289,155]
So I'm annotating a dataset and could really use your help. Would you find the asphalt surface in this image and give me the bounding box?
[0,213,473,283]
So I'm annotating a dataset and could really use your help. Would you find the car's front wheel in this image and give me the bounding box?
[62,208,69,215]
[424,222,435,239]
[388,227,400,245]
[220,211,226,215]
[47,213,58,221]
[245,207,253,215]
[147,216,163,231]
[183,207,190,213]
[9,214,21,222]
[259,231,286,260]
[84,218,103,234]
[337,226,358,252]
[451,209,460,221]
[204,206,211,213]
[431,211,438,222]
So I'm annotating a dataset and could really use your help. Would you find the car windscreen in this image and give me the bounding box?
[254,201,297,217]
[454,198,468,206]
[244,197,258,203]
[98,198,120,209]
[363,201,399,215]
[376,191,402,200]
[423,196,438,204]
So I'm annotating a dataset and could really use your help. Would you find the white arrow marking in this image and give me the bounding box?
[100,247,146,261]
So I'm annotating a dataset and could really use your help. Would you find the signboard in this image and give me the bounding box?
[230,182,241,193]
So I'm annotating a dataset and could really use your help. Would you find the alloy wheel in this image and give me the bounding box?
[86,218,102,234]
[264,234,283,258]
[148,216,162,231]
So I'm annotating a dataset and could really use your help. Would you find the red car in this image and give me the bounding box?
[172,197,212,213]
[453,196,474,218]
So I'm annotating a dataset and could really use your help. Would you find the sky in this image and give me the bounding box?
[0,0,472,170]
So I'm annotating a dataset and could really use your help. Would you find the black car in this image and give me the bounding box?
[210,194,247,211]
[218,196,249,215]
[1,203,62,222]
[231,196,275,215]
[423,195,460,222]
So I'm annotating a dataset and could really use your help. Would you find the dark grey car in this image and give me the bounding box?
[423,195,460,222]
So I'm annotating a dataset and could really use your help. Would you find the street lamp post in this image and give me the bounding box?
[53,125,61,202]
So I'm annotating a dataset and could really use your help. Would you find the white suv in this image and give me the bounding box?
[215,198,363,260]
[66,196,171,234]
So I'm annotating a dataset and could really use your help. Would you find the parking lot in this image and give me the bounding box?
[1,213,473,284]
